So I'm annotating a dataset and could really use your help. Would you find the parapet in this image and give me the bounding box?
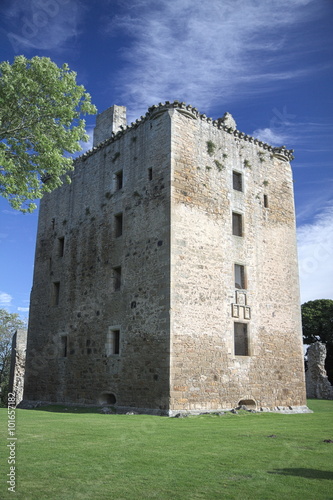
[84,100,294,162]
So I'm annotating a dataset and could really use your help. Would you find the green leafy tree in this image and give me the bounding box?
[0,309,26,406]
[0,55,97,212]
[302,299,333,384]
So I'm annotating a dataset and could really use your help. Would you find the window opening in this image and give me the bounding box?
[53,282,60,306]
[234,323,249,356]
[98,392,116,405]
[232,212,243,236]
[115,213,123,237]
[148,168,153,181]
[58,237,65,257]
[235,264,246,289]
[61,336,67,357]
[233,171,242,191]
[238,399,256,409]
[264,194,269,208]
[106,329,120,355]
[115,170,123,190]
[113,267,121,291]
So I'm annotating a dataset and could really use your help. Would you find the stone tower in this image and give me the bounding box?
[23,101,308,414]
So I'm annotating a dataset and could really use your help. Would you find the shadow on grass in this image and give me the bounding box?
[269,468,333,480]
[31,405,114,414]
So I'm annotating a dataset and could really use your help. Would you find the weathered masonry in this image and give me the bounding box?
[9,328,27,405]
[23,101,308,414]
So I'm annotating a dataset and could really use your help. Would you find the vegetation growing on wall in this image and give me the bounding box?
[206,140,216,156]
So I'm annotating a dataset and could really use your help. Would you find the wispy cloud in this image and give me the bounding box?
[2,0,84,53]
[296,188,333,226]
[297,204,333,303]
[80,126,94,153]
[252,106,333,150]
[0,291,13,306]
[105,0,321,119]
[1,209,21,216]
[251,128,288,146]
[17,306,29,312]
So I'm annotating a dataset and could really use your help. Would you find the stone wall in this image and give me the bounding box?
[24,106,172,410]
[306,343,333,399]
[9,329,27,404]
[169,105,305,411]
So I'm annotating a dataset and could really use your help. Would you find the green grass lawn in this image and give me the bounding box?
[1,400,332,500]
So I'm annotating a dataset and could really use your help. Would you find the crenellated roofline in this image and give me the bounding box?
[77,100,294,163]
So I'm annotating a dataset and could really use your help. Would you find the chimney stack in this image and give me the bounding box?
[93,105,127,146]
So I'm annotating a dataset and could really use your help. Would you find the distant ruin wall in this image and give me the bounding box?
[9,329,27,405]
[305,342,333,399]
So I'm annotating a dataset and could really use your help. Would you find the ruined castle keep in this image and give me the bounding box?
[23,101,308,414]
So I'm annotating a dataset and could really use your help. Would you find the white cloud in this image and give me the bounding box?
[3,0,83,53]
[297,205,333,303]
[0,291,13,306]
[296,185,333,226]
[253,113,333,152]
[17,307,29,312]
[79,126,94,154]
[105,0,320,119]
[252,128,288,146]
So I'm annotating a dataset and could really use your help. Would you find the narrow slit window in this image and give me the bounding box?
[234,323,249,356]
[235,264,246,289]
[232,212,243,236]
[233,171,242,191]
[115,170,123,191]
[61,335,68,357]
[264,194,269,208]
[53,282,60,306]
[148,168,153,181]
[106,329,120,355]
[58,237,65,257]
[113,267,121,291]
[115,213,123,237]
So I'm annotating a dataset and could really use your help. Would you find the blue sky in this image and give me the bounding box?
[0,0,332,319]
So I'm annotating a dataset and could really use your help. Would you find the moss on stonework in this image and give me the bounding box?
[206,140,216,156]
